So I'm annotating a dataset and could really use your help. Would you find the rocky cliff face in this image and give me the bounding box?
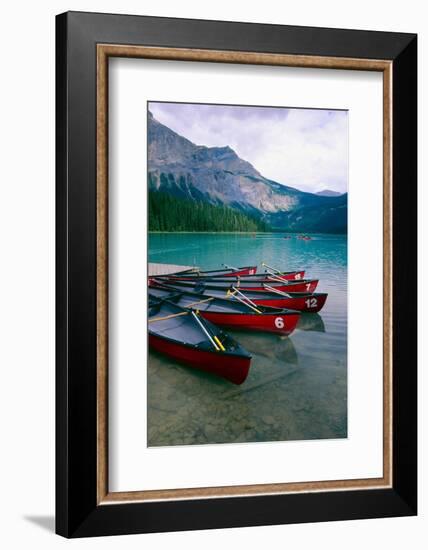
[148,111,347,233]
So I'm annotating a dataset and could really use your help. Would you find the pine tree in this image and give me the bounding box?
[148,191,269,232]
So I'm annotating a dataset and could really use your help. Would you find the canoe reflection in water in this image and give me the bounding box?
[225,329,298,364]
[296,312,326,333]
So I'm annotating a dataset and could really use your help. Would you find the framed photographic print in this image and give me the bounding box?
[56,11,417,537]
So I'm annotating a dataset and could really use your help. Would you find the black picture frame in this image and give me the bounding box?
[56,11,417,538]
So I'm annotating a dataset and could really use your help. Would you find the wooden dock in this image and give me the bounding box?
[148,263,197,276]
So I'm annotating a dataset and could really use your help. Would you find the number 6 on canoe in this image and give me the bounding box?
[274,317,285,329]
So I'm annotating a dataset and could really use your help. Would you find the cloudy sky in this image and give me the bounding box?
[149,102,348,194]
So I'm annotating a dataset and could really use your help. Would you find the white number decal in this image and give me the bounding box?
[304,298,318,309]
[306,283,311,291]
[274,317,285,329]
[294,273,302,280]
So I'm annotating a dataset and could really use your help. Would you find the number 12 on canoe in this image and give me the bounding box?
[305,297,318,309]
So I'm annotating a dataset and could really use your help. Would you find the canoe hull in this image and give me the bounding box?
[198,310,300,335]
[220,266,257,277]
[167,270,305,282]
[235,280,318,292]
[152,279,319,293]
[149,333,251,385]
[271,270,305,281]
[249,293,327,313]
[149,281,327,313]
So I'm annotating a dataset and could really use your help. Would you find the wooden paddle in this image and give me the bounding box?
[148,311,189,323]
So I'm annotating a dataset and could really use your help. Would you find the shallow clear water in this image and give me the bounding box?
[147,233,347,446]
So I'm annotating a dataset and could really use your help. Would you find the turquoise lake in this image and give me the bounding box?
[147,232,347,446]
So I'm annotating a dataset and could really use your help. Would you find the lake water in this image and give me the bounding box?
[147,233,347,446]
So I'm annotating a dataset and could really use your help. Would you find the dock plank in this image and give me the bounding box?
[148,263,197,276]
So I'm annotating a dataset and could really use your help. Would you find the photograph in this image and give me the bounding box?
[147,101,348,447]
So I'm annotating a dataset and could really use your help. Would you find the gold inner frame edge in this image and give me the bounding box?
[96,44,393,504]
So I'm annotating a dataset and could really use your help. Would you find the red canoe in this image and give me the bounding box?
[148,300,252,384]
[164,270,306,282]
[149,287,300,336]
[152,282,328,313]
[172,265,258,278]
[151,277,319,294]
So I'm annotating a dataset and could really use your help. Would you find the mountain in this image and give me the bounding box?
[316,189,343,197]
[148,111,347,233]
[266,192,347,233]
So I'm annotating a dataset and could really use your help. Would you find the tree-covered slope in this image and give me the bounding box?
[149,191,269,232]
